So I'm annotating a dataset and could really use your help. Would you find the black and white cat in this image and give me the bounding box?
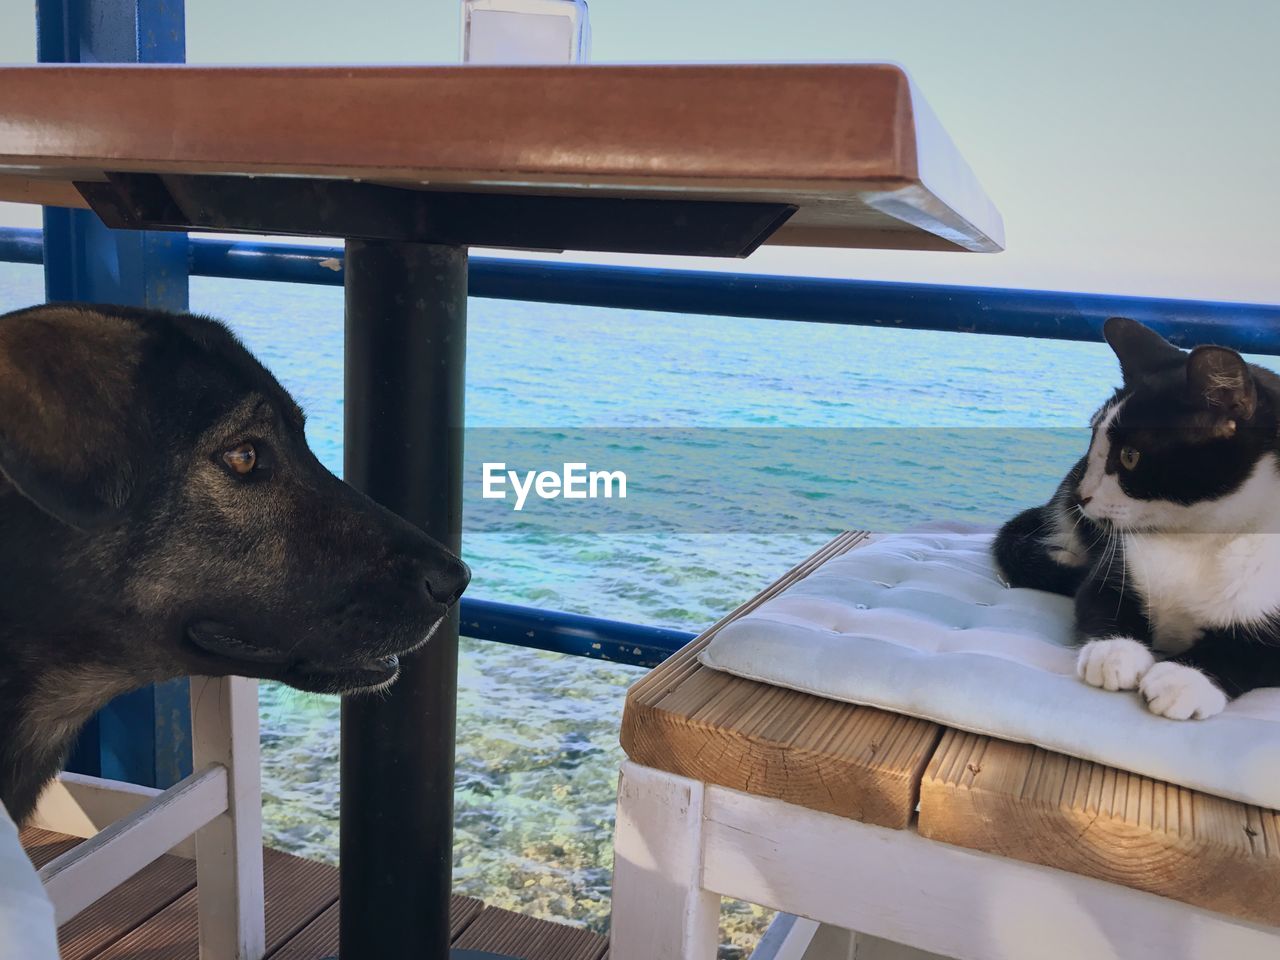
[994,316,1280,720]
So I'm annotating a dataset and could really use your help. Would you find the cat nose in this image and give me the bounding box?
[1078,496,1093,506]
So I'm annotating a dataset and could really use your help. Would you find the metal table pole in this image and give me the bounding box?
[340,240,468,958]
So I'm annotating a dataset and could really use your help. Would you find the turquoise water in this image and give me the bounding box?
[4,260,1274,953]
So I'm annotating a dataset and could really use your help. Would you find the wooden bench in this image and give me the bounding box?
[612,532,1280,960]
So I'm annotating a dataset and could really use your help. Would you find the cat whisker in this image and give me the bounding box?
[1068,509,1087,535]
[1102,527,1120,586]
[1115,536,1128,617]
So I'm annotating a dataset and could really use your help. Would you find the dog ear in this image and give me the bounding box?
[0,307,146,531]
[1102,317,1184,383]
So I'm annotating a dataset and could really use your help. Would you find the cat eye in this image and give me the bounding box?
[1119,446,1141,471]
[222,442,258,476]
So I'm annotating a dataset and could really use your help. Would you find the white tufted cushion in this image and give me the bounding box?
[699,532,1280,810]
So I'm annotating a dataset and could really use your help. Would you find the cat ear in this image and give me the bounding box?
[0,307,146,531]
[1103,317,1185,383]
[1186,345,1257,423]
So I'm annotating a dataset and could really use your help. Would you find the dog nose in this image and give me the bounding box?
[425,555,471,606]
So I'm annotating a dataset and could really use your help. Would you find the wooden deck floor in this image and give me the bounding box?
[22,827,608,960]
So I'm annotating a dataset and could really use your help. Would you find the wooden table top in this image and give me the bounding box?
[0,64,1003,253]
[622,532,1280,928]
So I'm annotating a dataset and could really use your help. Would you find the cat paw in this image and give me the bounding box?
[1076,637,1155,691]
[1139,662,1227,720]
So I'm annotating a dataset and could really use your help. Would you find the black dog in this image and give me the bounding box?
[0,303,470,823]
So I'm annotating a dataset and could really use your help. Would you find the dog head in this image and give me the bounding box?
[0,303,470,696]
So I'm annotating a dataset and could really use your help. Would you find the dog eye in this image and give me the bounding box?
[222,442,257,476]
[1119,446,1140,470]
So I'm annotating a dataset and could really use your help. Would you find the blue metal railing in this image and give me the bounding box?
[0,229,40,265]
[6,227,1280,353]
[462,598,693,665]
[5,224,1280,670]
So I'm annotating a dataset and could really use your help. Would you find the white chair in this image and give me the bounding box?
[609,532,1280,960]
[28,676,266,960]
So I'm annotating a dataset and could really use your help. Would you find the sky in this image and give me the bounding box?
[1,0,1278,303]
